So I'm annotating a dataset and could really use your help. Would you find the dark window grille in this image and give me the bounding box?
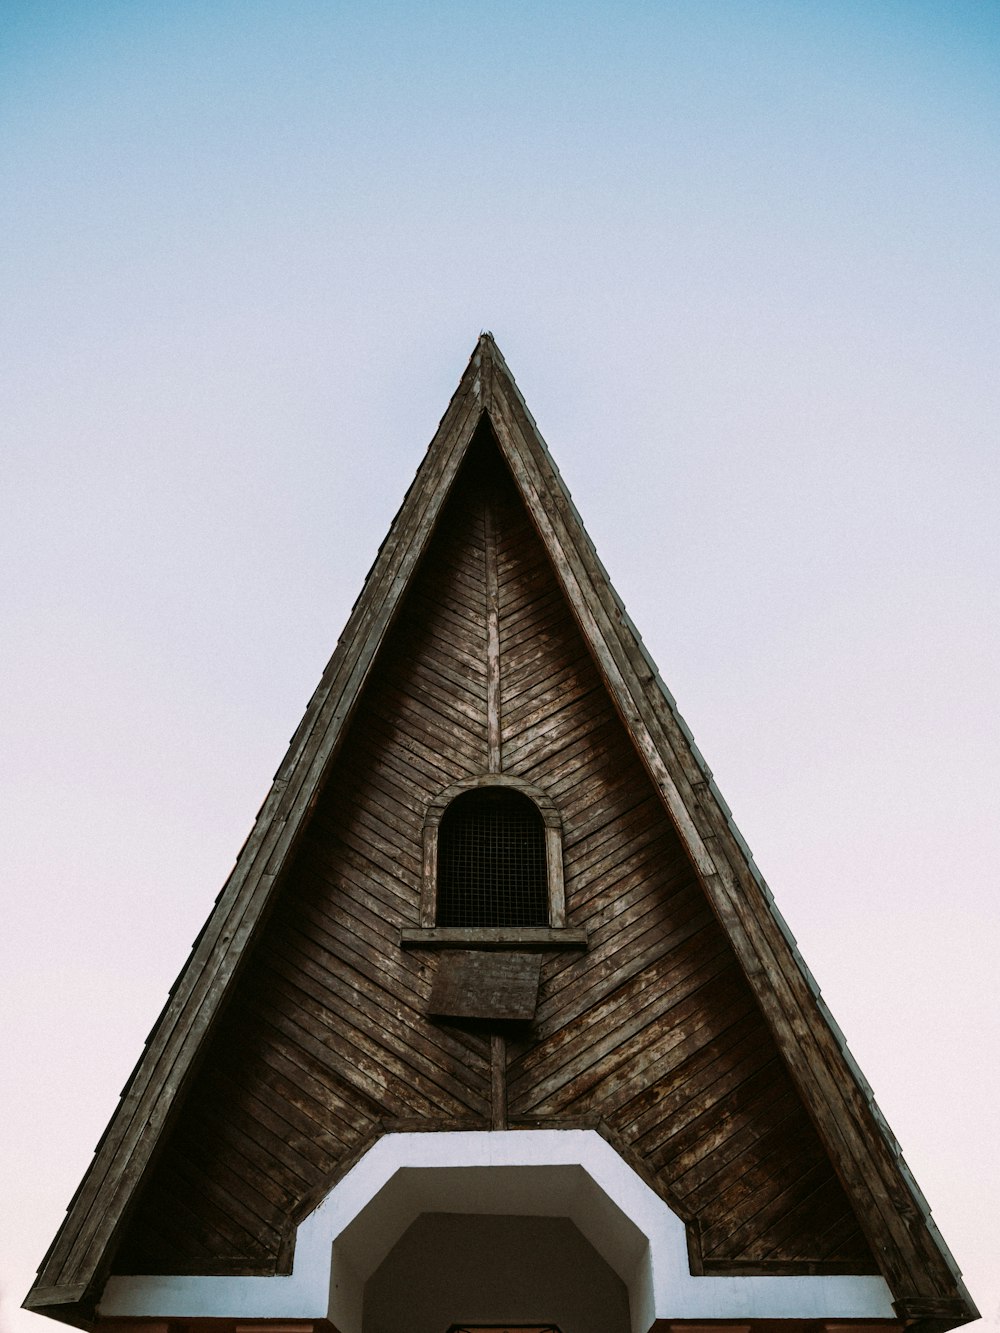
[437,788,548,928]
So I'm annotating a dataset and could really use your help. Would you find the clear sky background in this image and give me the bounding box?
[2,2,998,1330]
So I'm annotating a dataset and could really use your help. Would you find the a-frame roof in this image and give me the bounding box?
[26,336,976,1332]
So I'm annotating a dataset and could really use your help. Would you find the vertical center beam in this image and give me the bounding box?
[486,492,507,1126]
[490,1032,508,1129]
[484,497,502,773]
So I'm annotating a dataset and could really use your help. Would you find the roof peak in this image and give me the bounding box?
[24,342,976,1332]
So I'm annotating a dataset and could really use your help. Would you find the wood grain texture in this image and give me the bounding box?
[112,434,875,1279]
[481,341,974,1315]
[29,347,494,1316]
[29,340,972,1329]
[113,444,499,1275]
[428,950,542,1020]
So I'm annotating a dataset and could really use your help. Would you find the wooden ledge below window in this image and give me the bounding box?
[400,927,588,949]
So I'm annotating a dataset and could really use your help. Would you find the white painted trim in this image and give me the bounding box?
[100,1131,894,1333]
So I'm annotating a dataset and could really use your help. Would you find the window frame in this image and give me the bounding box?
[400,775,586,950]
[420,775,566,930]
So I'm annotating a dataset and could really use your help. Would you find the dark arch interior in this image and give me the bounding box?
[363,1213,628,1333]
[437,787,547,928]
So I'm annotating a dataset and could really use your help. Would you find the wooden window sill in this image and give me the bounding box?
[400,927,587,949]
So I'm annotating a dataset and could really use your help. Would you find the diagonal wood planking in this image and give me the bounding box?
[487,444,875,1272]
[26,339,973,1329]
[113,431,874,1278]
[113,445,496,1275]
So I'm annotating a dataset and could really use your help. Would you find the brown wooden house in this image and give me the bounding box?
[25,336,977,1333]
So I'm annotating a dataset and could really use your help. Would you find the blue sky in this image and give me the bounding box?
[3,3,998,1330]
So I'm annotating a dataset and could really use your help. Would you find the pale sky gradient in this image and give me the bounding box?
[2,4,998,1331]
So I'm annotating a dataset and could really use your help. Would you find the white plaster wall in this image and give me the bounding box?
[100,1130,895,1333]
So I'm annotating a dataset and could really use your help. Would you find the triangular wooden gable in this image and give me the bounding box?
[26,336,975,1332]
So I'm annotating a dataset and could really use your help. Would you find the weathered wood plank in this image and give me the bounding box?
[396,654,488,728]
[428,950,541,1021]
[559,969,758,1119]
[245,985,420,1117]
[535,880,711,1025]
[191,1071,317,1192]
[742,1175,861,1264]
[265,934,489,1115]
[58,374,490,1287]
[312,797,422,884]
[155,1141,284,1256]
[36,346,966,1312]
[569,819,679,900]
[511,935,734,1112]
[611,1007,765,1143]
[232,1022,381,1138]
[400,926,587,947]
[484,353,966,1300]
[484,497,502,771]
[646,1061,790,1179]
[362,711,466,792]
[286,899,489,1066]
[375,680,490,767]
[703,1158,834,1259]
[404,572,488,636]
[115,1178,239,1269]
[304,843,418,936]
[206,1059,351,1176]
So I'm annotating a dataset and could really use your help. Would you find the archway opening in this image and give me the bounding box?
[362,1212,630,1333]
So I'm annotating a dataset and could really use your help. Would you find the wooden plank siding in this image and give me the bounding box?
[486,444,875,1272]
[28,338,973,1330]
[112,432,875,1278]
[112,443,497,1275]
[481,347,972,1317]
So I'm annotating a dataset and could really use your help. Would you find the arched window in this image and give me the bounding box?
[437,787,548,928]
[401,775,584,947]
